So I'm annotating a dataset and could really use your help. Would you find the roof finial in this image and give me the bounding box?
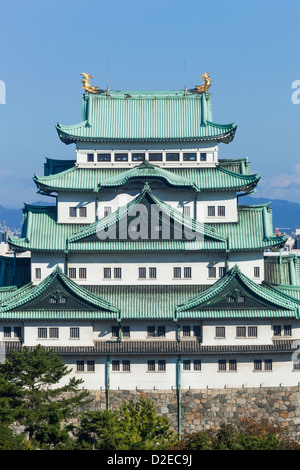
[196,72,211,94]
[80,73,99,94]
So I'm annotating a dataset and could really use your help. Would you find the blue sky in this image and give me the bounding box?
[0,0,300,207]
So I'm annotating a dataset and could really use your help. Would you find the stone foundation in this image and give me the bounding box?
[77,386,300,440]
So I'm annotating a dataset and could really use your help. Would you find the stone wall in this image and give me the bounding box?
[81,386,300,441]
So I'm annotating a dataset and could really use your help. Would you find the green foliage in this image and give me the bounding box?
[0,422,27,450]
[169,418,300,451]
[76,395,176,450]
[0,345,91,449]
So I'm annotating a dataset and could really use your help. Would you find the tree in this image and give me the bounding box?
[76,395,176,450]
[0,345,91,449]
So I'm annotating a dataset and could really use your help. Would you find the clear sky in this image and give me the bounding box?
[0,0,300,207]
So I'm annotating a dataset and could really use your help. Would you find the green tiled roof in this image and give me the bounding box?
[8,192,286,253]
[56,90,237,144]
[175,265,300,319]
[33,162,260,194]
[0,266,119,320]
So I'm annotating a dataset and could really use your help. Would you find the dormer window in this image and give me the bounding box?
[49,296,57,304]
[59,296,67,304]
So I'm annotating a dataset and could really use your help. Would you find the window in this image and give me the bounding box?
[38,327,47,339]
[3,326,11,337]
[59,296,67,304]
[79,268,87,279]
[14,327,22,338]
[158,360,166,371]
[274,325,281,336]
[173,267,181,279]
[219,267,226,278]
[35,268,41,279]
[104,207,112,217]
[265,359,272,371]
[147,326,156,337]
[218,360,226,371]
[200,153,207,161]
[227,296,235,303]
[104,268,111,279]
[284,325,292,336]
[216,326,225,338]
[49,327,59,339]
[112,326,120,338]
[248,326,258,337]
[293,361,300,371]
[194,359,202,371]
[112,360,120,371]
[49,296,57,304]
[182,325,191,337]
[69,268,76,279]
[236,326,246,338]
[139,267,146,279]
[115,153,128,162]
[157,325,166,337]
[208,267,216,278]
[148,360,155,371]
[193,326,202,338]
[79,207,87,217]
[69,207,77,218]
[87,153,94,162]
[218,206,225,217]
[166,153,180,161]
[149,267,157,279]
[77,360,85,372]
[183,153,197,161]
[229,359,237,371]
[97,153,111,162]
[114,267,122,279]
[254,359,262,371]
[183,206,191,217]
[87,360,95,372]
[122,326,130,337]
[70,327,80,339]
[149,153,162,161]
[132,153,145,162]
[207,206,215,217]
[184,267,192,279]
[254,266,260,278]
[122,360,130,372]
[183,360,191,371]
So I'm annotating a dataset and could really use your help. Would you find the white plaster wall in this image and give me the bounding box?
[228,252,264,283]
[57,192,97,224]
[197,191,238,223]
[30,252,65,285]
[93,321,177,341]
[22,322,94,347]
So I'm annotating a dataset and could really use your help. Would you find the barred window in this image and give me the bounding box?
[218,206,225,217]
[3,327,11,337]
[114,267,122,279]
[104,268,111,279]
[218,360,226,371]
[147,326,156,337]
[265,359,272,371]
[112,360,120,371]
[79,268,87,279]
[87,360,95,372]
[157,325,166,337]
[182,325,191,337]
[184,267,192,279]
[194,360,202,371]
[236,326,246,338]
[207,206,215,217]
[254,266,260,278]
[208,267,216,278]
[35,268,41,279]
[69,268,76,279]
[14,327,21,338]
[284,325,292,336]
[122,326,130,337]
[193,325,202,338]
[139,267,147,279]
[111,326,119,338]
[104,206,112,217]
[183,206,191,217]
[147,360,156,371]
[79,207,87,217]
[248,326,258,337]
[69,207,77,218]
[76,361,84,372]
[149,267,157,279]
[215,326,225,338]
[229,359,237,371]
[274,325,281,336]
[158,360,166,371]
[122,360,130,372]
[59,296,67,304]
[173,267,181,279]
[38,327,47,339]
[49,327,59,339]
[183,360,191,371]
[219,267,226,278]
[254,359,262,371]
[70,327,80,339]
